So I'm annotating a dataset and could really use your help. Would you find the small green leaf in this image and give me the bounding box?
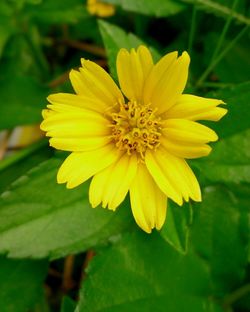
[104,0,186,17]
[0,157,134,259]
[0,256,48,312]
[98,20,160,80]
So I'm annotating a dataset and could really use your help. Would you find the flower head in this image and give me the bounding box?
[41,46,227,233]
[87,0,115,17]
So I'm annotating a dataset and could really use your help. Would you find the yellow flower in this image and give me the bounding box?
[87,0,115,17]
[41,46,227,233]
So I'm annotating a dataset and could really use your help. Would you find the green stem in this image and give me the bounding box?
[223,283,250,307]
[196,24,249,88]
[188,2,197,56]
[210,0,239,62]
[0,139,48,173]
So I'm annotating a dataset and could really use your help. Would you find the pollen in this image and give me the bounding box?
[110,101,162,158]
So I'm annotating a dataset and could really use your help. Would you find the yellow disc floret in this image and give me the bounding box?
[110,101,162,158]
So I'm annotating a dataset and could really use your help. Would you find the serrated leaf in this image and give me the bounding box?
[77,231,223,312]
[0,256,48,312]
[98,20,160,80]
[0,157,134,259]
[104,0,186,17]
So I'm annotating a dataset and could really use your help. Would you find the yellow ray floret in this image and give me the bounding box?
[41,45,227,233]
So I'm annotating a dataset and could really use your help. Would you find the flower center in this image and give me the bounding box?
[110,101,162,158]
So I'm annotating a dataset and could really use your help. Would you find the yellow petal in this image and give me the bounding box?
[41,111,109,138]
[143,51,177,105]
[57,144,120,189]
[49,137,111,152]
[145,150,183,205]
[162,119,218,143]
[161,136,212,159]
[41,108,111,151]
[146,147,201,203]
[117,46,153,102]
[69,60,124,108]
[129,162,167,233]
[167,94,227,121]
[89,153,138,210]
[144,51,190,114]
[42,109,52,119]
[47,93,114,114]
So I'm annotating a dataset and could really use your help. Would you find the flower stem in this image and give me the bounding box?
[195,24,249,88]
[223,283,250,307]
[188,2,197,57]
[210,0,239,63]
[0,138,48,173]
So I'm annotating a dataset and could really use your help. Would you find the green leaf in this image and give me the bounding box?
[0,157,134,259]
[214,38,250,84]
[0,20,14,58]
[210,82,250,138]
[98,20,160,80]
[61,296,76,312]
[0,256,48,312]
[191,186,249,295]
[192,82,250,184]
[0,140,52,194]
[0,74,49,130]
[77,231,223,312]
[76,185,249,311]
[204,33,250,84]
[181,0,250,25]
[27,0,88,24]
[194,130,250,184]
[104,0,186,17]
[191,186,250,295]
[160,201,193,254]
